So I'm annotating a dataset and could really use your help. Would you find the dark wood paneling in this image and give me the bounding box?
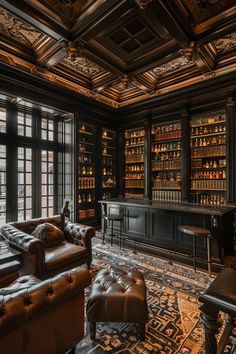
[149,209,174,244]
[126,206,148,239]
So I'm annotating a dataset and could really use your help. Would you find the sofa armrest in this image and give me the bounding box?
[1,224,44,255]
[64,222,95,249]
[0,268,91,335]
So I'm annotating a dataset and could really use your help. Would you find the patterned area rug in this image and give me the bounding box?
[76,237,232,354]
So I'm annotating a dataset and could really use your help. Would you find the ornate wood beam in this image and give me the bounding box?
[194,43,217,75]
[1,0,68,40]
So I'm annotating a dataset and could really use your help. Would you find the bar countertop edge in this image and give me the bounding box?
[98,198,236,216]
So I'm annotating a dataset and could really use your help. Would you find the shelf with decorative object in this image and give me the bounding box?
[124,127,145,199]
[190,112,227,205]
[151,120,182,203]
[101,128,116,200]
[77,122,97,222]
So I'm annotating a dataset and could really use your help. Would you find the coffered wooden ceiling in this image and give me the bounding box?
[0,0,236,108]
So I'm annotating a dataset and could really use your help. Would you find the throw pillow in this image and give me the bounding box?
[32,223,63,248]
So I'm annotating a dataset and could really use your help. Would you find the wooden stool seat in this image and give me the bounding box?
[103,214,123,222]
[178,225,211,237]
[178,224,212,276]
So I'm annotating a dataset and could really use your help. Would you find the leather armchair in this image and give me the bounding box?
[1,215,95,279]
[0,267,91,354]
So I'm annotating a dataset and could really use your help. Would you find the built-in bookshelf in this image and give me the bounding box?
[77,123,96,221]
[190,112,227,205]
[124,127,144,199]
[152,121,182,202]
[101,128,116,199]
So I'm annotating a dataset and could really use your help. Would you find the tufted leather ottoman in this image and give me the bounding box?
[86,267,148,340]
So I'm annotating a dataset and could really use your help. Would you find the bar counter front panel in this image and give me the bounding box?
[100,199,235,267]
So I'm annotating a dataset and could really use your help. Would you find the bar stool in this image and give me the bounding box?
[178,225,212,276]
[102,213,124,247]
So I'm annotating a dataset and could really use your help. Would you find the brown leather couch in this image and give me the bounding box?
[0,267,91,354]
[1,215,95,279]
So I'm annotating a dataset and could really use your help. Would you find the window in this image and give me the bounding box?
[0,145,6,225]
[41,118,54,141]
[17,112,32,137]
[0,99,64,223]
[41,150,54,217]
[17,147,32,220]
[0,108,6,133]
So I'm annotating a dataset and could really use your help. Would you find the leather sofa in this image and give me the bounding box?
[0,267,91,354]
[1,215,95,279]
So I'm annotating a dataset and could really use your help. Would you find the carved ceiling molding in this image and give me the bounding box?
[213,32,236,53]
[0,49,119,108]
[62,56,109,77]
[0,7,43,46]
[1,47,236,108]
[149,56,194,79]
[112,82,134,92]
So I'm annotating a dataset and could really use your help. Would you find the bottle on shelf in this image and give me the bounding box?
[151,120,182,203]
[190,112,227,205]
[78,122,96,221]
[125,127,145,199]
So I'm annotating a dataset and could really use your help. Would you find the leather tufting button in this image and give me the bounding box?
[24,298,32,306]
[47,288,53,295]
[68,277,73,283]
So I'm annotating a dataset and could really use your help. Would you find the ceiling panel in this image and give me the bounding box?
[0,0,235,107]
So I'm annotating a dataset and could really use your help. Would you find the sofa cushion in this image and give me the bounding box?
[0,275,40,295]
[32,223,63,248]
[45,242,88,272]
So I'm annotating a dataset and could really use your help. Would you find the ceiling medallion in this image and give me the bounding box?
[67,42,78,62]
[120,74,130,89]
[135,0,152,10]
[180,42,196,62]
[61,0,74,7]
[196,0,221,8]
[61,40,82,62]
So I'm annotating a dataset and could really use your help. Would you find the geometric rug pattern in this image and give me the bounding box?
[76,237,233,354]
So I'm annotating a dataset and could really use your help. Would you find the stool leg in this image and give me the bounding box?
[102,217,106,244]
[111,220,114,246]
[122,237,126,250]
[133,241,137,254]
[207,235,212,277]
[193,234,196,272]
[90,322,96,340]
[138,324,145,341]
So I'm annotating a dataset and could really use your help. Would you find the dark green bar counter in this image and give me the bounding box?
[99,198,236,269]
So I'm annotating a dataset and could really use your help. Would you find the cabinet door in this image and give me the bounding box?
[149,209,175,247]
[125,206,148,239]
